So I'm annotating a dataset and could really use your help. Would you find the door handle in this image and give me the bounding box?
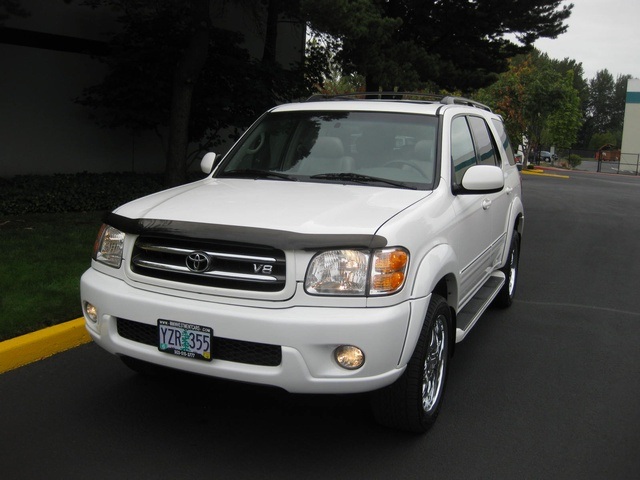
[482,199,492,210]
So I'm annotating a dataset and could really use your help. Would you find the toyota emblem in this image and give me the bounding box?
[185,252,211,273]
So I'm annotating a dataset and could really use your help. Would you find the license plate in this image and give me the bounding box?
[158,320,212,361]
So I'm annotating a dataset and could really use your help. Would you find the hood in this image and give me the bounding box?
[113,178,430,238]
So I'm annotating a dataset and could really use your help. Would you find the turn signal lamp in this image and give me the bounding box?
[370,248,409,295]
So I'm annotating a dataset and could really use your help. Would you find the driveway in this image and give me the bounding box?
[1,171,639,479]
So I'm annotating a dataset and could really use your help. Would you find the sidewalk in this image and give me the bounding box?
[0,318,90,374]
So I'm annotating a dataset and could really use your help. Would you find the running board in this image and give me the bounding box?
[455,271,505,342]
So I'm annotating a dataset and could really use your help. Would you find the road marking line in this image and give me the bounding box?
[0,318,90,374]
[516,299,640,317]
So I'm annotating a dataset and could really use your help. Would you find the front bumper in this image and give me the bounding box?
[80,269,430,394]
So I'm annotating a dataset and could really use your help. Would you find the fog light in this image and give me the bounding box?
[334,345,365,370]
[85,302,98,323]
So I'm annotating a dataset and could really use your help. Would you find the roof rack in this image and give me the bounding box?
[439,96,492,111]
[306,92,443,102]
[305,92,492,112]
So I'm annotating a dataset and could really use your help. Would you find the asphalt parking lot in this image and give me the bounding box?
[1,170,639,479]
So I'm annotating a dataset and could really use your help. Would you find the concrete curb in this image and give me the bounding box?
[0,318,90,374]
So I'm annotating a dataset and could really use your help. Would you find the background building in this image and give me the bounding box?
[0,1,304,177]
[620,78,640,172]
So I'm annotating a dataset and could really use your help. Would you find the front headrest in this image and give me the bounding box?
[311,137,344,158]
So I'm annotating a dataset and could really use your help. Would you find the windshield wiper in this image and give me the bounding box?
[310,172,416,190]
[219,169,298,181]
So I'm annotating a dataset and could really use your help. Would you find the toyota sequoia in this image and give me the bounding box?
[81,93,524,432]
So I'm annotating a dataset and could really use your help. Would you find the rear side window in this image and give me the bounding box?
[491,119,516,166]
[451,116,476,184]
[468,116,499,167]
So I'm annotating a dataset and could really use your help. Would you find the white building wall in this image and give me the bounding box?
[0,43,165,176]
[620,78,640,172]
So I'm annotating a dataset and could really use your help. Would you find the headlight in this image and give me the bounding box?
[305,250,370,295]
[305,248,409,296]
[93,224,125,268]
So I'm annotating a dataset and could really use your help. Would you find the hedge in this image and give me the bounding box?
[0,172,166,215]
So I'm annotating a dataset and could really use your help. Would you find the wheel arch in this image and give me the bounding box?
[500,201,524,268]
[410,243,459,309]
[400,245,459,365]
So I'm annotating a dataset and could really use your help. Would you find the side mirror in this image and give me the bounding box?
[200,152,218,174]
[457,165,504,194]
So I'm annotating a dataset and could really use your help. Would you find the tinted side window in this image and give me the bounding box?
[451,116,476,184]
[468,116,498,167]
[491,118,516,166]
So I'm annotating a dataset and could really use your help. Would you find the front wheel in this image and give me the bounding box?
[370,294,451,433]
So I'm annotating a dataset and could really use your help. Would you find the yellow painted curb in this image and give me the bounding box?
[0,318,91,374]
[522,169,570,179]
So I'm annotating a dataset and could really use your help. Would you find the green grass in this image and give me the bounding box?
[0,211,104,341]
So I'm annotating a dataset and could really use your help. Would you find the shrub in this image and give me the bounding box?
[567,154,582,169]
[0,172,165,215]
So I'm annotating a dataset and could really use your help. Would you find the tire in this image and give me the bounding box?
[494,231,520,308]
[370,294,451,433]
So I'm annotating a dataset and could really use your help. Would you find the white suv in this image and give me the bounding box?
[81,94,523,432]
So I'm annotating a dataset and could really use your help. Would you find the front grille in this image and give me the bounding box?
[116,318,282,367]
[131,236,286,292]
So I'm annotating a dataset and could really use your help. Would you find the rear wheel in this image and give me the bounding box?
[370,294,451,433]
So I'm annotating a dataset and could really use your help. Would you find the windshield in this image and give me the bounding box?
[216,110,439,190]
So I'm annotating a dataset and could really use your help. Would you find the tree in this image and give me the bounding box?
[165,0,211,187]
[476,51,582,164]
[529,51,583,149]
[542,70,582,149]
[611,74,633,138]
[0,0,29,24]
[306,31,364,94]
[587,70,616,134]
[302,0,573,92]
[76,0,312,187]
[580,70,632,149]
[547,55,589,120]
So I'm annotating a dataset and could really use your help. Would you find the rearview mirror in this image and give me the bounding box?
[200,152,218,174]
[457,165,504,194]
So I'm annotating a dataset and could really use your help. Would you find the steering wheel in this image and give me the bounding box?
[383,160,425,177]
[246,132,265,154]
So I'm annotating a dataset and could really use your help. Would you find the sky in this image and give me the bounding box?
[534,0,640,80]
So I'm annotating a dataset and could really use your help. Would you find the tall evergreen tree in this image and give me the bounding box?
[582,70,631,149]
[587,70,616,134]
[302,0,573,92]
